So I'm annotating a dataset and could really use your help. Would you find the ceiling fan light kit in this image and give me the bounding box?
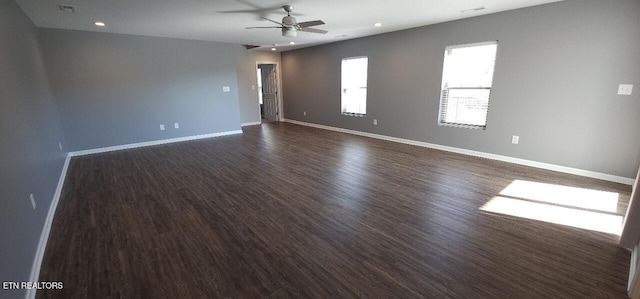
[282,28,297,37]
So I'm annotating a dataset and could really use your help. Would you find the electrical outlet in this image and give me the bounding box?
[223,86,231,92]
[618,84,633,95]
[58,142,63,151]
[512,135,519,144]
[159,124,165,131]
[29,193,36,210]
[303,111,307,116]
[373,119,378,125]
[174,123,179,129]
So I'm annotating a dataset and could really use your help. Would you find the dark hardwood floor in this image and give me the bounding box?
[38,122,632,298]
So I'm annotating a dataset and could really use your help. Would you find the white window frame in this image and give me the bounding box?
[341,56,368,116]
[438,41,498,129]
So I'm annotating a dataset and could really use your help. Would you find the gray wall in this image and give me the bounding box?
[0,0,68,298]
[282,0,640,179]
[235,49,281,124]
[40,29,243,151]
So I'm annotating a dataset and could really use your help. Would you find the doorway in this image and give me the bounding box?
[257,63,279,122]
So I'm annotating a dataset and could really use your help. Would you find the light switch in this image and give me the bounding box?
[160,124,165,131]
[174,123,179,129]
[618,84,633,95]
[223,86,231,92]
[251,85,255,90]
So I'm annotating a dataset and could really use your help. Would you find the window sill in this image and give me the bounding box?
[342,113,366,117]
[438,122,486,130]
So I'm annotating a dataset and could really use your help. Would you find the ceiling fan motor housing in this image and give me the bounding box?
[282,15,296,26]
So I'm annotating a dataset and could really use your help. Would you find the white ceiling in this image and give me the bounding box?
[16,0,562,51]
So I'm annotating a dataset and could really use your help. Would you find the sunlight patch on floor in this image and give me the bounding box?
[500,180,619,212]
[481,180,622,235]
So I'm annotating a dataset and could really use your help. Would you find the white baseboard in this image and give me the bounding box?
[26,153,71,299]
[69,130,243,157]
[241,122,262,127]
[630,244,638,294]
[283,118,634,185]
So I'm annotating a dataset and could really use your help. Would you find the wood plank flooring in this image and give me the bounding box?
[38,122,632,298]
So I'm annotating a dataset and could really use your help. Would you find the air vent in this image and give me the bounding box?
[58,5,75,12]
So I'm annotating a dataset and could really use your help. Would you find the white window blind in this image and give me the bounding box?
[439,41,498,129]
[341,57,368,115]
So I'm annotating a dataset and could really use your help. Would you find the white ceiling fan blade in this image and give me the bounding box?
[299,27,328,34]
[260,17,287,27]
[297,20,325,28]
[245,26,284,29]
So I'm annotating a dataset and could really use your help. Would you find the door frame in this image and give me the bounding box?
[255,61,283,122]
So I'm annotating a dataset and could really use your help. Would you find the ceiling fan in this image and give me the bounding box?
[245,5,327,37]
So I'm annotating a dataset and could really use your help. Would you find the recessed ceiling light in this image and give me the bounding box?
[94,21,105,27]
[289,41,295,45]
[374,22,382,27]
[271,47,277,51]
[461,7,486,14]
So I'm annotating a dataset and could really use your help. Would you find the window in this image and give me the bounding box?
[439,41,498,129]
[341,57,368,115]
